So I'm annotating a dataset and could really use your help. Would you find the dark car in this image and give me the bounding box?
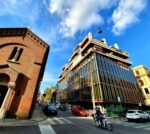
[43,104,57,116]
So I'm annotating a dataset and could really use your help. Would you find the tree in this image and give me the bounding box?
[43,86,55,104]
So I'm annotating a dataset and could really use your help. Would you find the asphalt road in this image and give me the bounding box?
[0,110,150,134]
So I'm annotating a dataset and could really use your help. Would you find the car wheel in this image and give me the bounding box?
[140,118,143,122]
[147,117,149,121]
[95,120,100,127]
[127,118,131,122]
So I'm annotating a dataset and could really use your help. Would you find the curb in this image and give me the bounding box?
[0,116,48,126]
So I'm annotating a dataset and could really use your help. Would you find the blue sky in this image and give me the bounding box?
[0,0,150,93]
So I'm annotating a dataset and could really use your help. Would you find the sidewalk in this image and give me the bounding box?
[0,119,37,126]
[31,103,47,122]
[0,103,47,126]
[86,115,127,122]
[107,116,127,122]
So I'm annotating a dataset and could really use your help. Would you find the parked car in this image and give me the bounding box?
[71,107,87,116]
[43,103,57,116]
[126,110,149,121]
[41,103,48,110]
[56,103,61,109]
[145,111,150,119]
[59,105,67,111]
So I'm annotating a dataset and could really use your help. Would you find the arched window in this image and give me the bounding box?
[9,47,23,61]
[0,73,10,84]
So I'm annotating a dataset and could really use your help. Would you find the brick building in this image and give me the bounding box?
[0,28,49,119]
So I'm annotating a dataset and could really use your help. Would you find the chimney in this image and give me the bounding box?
[114,43,119,49]
[101,38,107,45]
[88,32,93,41]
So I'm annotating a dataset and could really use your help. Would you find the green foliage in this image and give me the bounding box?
[106,104,126,117]
[43,86,55,104]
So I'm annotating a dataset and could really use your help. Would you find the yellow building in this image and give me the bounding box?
[132,65,150,106]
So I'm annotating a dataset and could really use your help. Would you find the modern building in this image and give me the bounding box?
[0,28,49,119]
[57,33,144,116]
[132,65,150,107]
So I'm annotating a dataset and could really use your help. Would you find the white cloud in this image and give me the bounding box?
[42,72,58,83]
[45,0,116,37]
[112,0,147,35]
[0,0,41,23]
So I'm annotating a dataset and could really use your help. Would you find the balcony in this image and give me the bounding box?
[147,71,150,77]
[136,75,141,78]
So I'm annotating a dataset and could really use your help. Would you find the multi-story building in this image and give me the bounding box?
[0,28,49,119]
[132,65,150,107]
[57,33,144,115]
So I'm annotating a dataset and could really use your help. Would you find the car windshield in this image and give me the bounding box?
[48,104,55,109]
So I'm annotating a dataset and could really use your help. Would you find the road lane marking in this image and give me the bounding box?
[134,124,150,128]
[53,118,65,124]
[47,118,56,125]
[114,122,136,126]
[144,127,150,130]
[60,117,74,124]
[39,125,56,134]
[123,125,133,126]
[47,117,74,125]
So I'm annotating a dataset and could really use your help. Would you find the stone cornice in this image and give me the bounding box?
[0,28,49,50]
[0,63,20,73]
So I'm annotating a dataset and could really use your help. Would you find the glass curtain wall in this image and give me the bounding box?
[67,55,94,102]
[96,54,143,104]
[58,53,103,104]
[58,53,144,116]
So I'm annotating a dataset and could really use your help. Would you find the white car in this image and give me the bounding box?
[126,110,149,121]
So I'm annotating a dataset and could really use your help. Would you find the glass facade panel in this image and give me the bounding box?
[58,55,98,102]
[57,52,144,107]
[96,54,143,104]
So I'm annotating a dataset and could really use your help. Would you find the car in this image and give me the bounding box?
[145,111,150,119]
[41,103,48,110]
[59,105,67,111]
[43,103,57,116]
[56,103,61,109]
[71,107,87,116]
[126,110,149,121]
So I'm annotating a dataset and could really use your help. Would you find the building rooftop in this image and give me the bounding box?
[59,32,132,81]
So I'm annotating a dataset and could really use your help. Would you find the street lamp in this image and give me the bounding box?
[98,27,103,34]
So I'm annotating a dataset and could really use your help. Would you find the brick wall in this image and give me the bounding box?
[0,28,49,119]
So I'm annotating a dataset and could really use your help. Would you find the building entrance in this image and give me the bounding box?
[0,85,8,108]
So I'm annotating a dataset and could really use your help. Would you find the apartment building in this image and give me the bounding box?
[57,33,144,115]
[132,65,150,106]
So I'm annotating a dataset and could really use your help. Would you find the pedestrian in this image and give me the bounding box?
[91,108,96,119]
